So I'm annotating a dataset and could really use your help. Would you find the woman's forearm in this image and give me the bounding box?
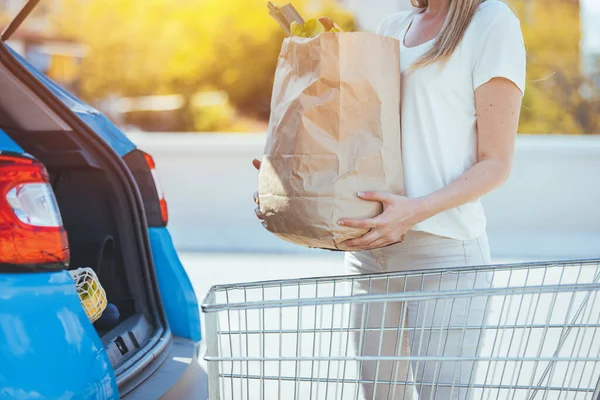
[418,157,511,221]
[340,78,522,249]
[415,77,523,225]
[414,78,524,223]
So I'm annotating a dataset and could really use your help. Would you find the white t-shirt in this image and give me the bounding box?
[377,0,526,241]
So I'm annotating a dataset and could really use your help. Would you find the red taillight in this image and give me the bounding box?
[143,153,168,225]
[0,154,69,266]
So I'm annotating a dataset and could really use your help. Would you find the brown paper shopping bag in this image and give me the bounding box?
[258,31,404,251]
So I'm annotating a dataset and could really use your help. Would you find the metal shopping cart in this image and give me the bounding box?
[201,259,600,400]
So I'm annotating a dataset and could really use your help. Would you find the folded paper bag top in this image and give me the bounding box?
[258,31,404,251]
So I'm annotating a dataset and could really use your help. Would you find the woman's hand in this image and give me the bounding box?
[339,192,430,250]
[252,159,267,227]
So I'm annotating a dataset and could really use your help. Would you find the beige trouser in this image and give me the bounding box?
[345,230,493,400]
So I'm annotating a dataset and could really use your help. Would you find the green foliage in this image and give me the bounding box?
[52,0,356,131]
[53,0,598,133]
[192,94,236,132]
[509,0,599,134]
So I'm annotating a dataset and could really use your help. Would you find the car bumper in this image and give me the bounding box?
[122,336,207,400]
[0,271,118,399]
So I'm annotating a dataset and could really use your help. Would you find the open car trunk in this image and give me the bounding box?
[26,140,158,361]
[0,42,170,394]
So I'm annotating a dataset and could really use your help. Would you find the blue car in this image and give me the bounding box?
[0,5,207,400]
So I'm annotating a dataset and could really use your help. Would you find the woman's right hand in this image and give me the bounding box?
[252,159,266,225]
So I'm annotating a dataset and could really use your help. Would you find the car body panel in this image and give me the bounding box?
[0,128,23,153]
[149,227,201,342]
[1,44,203,399]
[122,337,207,399]
[0,271,118,399]
[6,46,203,342]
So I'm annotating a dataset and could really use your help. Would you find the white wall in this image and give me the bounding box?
[128,133,600,260]
[340,0,412,31]
[581,0,600,86]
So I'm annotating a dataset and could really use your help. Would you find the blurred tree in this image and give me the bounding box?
[52,0,355,131]
[52,0,598,133]
[510,0,599,134]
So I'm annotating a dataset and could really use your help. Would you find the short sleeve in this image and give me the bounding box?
[472,9,526,94]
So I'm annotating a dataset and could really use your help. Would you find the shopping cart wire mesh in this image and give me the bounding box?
[202,259,600,400]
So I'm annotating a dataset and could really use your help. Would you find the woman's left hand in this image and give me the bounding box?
[339,192,429,250]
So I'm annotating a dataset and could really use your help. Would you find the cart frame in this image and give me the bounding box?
[202,259,600,400]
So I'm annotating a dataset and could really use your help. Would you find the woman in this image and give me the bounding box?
[254,0,526,398]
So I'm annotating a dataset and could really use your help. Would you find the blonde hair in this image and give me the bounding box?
[410,0,486,67]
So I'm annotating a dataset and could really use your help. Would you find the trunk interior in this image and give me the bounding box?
[6,128,160,368]
[50,162,136,331]
[0,54,167,381]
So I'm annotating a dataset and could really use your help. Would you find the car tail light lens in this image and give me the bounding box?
[123,149,168,227]
[143,153,168,225]
[7,183,63,226]
[0,154,69,267]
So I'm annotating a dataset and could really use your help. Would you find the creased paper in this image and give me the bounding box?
[259,32,404,251]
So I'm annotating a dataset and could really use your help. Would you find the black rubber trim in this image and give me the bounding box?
[0,42,170,390]
[4,129,103,168]
[0,262,64,273]
[123,149,165,227]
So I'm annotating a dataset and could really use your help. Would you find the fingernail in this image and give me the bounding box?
[338,220,345,226]
[357,192,365,197]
